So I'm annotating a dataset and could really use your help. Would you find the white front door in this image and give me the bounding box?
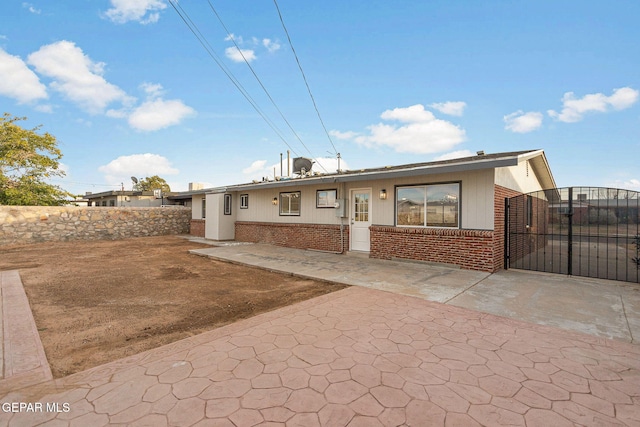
[350,189,371,252]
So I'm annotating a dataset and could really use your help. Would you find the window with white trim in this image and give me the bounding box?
[279,191,301,216]
[224,194,232,215]
[396,183,460,228]
[240,194,249,209]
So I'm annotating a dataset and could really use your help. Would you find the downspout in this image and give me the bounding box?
[339,180,346,253]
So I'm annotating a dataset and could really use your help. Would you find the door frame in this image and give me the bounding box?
[349,187,372,252]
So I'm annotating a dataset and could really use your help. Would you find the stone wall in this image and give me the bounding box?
[0,206,191,246]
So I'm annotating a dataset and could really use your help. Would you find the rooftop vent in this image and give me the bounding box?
[476,150,485,156]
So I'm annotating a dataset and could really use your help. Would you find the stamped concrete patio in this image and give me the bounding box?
[0,242,639,426]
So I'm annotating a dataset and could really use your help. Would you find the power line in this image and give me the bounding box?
[207,1,328,173]
[49,179,120,188]
[272,0,339,156]
[167,0,301,158]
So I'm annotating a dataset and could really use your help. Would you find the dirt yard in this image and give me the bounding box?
[0,236,347,378]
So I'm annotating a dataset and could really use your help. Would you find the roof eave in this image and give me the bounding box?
[518,150,557,190]
[228,156,520,191]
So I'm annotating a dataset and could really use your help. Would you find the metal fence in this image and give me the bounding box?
[505,187,640,283]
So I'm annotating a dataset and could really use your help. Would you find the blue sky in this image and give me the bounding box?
[1,0,639,194]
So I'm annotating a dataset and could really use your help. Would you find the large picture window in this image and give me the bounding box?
[280,191,301,216]
[396,183,459,228]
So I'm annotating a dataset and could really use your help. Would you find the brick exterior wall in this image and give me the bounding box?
[494,185,521,271]
[502,187,550,268]
[190,219,205,237]
[235,221,348,253]
[370,225,496,272]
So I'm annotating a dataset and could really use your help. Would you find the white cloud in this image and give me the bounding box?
[98,153,179,185]
[27,41,132,114]
[548,87,639,123]
[128,98,195,131]
[22,2,41,14]
[225,47,256,63]
[0,48,48,104]
[607,87,639,110]
[242,160,267,175]
[503,110,543,133]
[433,150,475,161]
[104,0,166,24]
[336,104,465,154]
[608,178,640,191]
[329,130,360,140]
[105,81,194,131]
[262,38,281,53]
[140,82,164,98]
[624,179,640,190]
[224,34,280,63]
[429,101,466,116]
[314,156,349,174]
[224,33,243,43]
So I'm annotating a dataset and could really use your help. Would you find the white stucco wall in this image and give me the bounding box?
[231,169,496,230]
[191,196,205,220]
[235,183,346,225]
[494,159,546,194]
[370,169,495,230]
[205,193,236,240]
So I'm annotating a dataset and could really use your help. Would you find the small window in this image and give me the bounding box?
[316,189,337,208]
[224,194,232,215]
[280,191,301,216]
[201,197,206,219]
[109,199,115,207]
[102,201,107,206]
[240,194,249,209]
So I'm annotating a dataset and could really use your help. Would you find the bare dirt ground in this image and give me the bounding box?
[0,236,347,378]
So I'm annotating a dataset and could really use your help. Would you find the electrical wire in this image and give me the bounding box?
[167,0,301,158]
[207,1,328,173]
[48,179,120,188]
[272,0,339,156]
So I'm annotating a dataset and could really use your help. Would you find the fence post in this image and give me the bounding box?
[504,197,510,270]
[568,187,573,276]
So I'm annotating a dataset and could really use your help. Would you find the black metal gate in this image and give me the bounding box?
[505,187,640,283]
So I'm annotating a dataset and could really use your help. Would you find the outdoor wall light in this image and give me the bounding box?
[379,189,387,200]
[272,197,278,205]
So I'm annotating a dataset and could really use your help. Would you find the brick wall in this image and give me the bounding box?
[502,187,550,268]
[370,225,496,272]
[0,206,191,246]
[235,221,348,253]
[190,219,205,237]
[494,185,522,271]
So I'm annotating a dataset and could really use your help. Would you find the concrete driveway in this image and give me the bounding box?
[190,242,640,344]
[1,240,639,426]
